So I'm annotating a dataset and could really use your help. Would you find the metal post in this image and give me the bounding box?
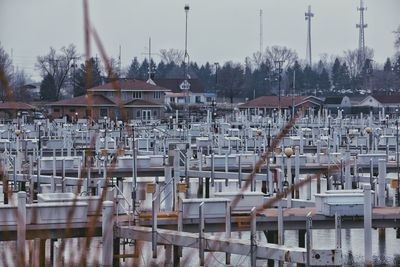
[199,202,205,266]
[152,184,158,259]
[345,151,351,190]
[238,154,242,188]
[363,184,372,266]
[250,207,257,267]
[378,159,386,207]
[335,213,342,250]
[102,201,114,267]
[278,199,284,245]
[306,212,313,267]
[17,191,26,266]
[225,201,231,264]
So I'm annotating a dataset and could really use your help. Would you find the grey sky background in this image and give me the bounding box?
[1,0,399,81]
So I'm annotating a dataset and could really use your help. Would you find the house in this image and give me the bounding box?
[323,96,352,112]
[156,78,216,107]
[0,102,36,119]
[238,95,307,116]
[357,94,400,113]
[47,79,171,121]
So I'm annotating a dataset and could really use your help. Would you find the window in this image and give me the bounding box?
[136,110,141,118]
[100,108,108,118]
[153,110,158,117]
[195,96,201,103]
[133,91,142,99]
[170,97,175,103]
[54,108,60,112]
[69,108,76,112]
[153,91,161,99]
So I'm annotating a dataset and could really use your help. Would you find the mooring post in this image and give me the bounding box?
[238,154,242,188]
[199,202,205,266]
[211,152,215,187]
[152,183,159,259]
[250,207,257,267]
[165,166,173,211]
[344,151,351,190]
[278,199,284,246]
[378,159,386,207]
[306,212,313,267]
[335,213,342,250]
[295,146,300,198]
[225,201,231,265]
[17,191,26,267]
[363,184,372,266]
[101,201,114,267]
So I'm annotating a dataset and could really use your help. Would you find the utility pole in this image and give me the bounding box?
[305,5,314,66]
[259,9,263,54]
[182,4,191,123]
[357,0,367,70]
[274,60,285,112]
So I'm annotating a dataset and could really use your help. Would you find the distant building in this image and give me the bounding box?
[0,102,36,119]
[46,79,170,121]
[238,95,323,115]
[156,78,216,108]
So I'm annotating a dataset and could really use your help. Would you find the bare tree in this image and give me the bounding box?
[342,49,359,78]
[36,44,79,100]
[395,25,400,50]
[264,45,298,70]
[0,43,13,101]
[10,69,32,101]
[159,48,184,64]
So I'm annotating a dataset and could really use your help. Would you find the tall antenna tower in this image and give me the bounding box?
[305,5,314,66]
[259,9,263,54]
[357,0,367,68]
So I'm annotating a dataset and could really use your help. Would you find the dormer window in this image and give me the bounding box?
[133,91,142,99]
[154,91,161,99]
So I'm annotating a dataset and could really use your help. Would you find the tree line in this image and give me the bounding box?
[1,34,400,103]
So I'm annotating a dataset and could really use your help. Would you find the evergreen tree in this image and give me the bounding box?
[339,63,351,90]
[318,68,331,92]
[40,74,57,100]
[73,57,102,97]
[126,57,140,79]
[383,58,392,72]
[331,58,341,90]
[138,58,149,80]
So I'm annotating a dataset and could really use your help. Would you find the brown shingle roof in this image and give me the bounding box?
[239,96,305,109]
[373,94,400,104]
[0,102,36,110]
[124,99,163,107]
[47,95,116,107]
[88,79,170,92]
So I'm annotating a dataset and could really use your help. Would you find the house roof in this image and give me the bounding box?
[373,94,400,104]
[155,78,205,94]
[88,79,170,92]
[47,95,116,107]
[239,96,305,109]
[124,99,163,107]
[324,96,343,105]
[166,92,186,97]
[0,102,36,110]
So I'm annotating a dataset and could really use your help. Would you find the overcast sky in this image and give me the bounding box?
[1,0,399,81]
